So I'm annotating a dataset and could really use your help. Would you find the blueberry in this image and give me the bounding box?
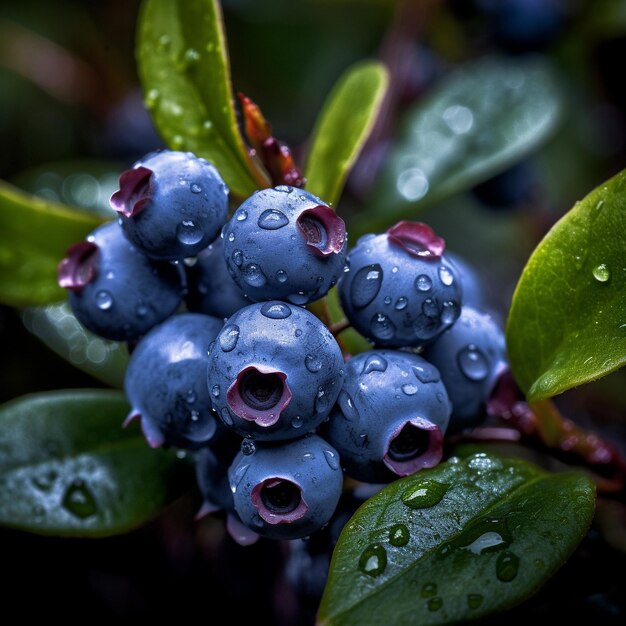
[222,186,347,305]
[208,302,345,440]
[58,221,185,341]
[323,349,451,483]
[339,221,462,348]
[446,251,486,310]
[124,313,224,448]
[110,149,229,260]
[228,434,343,540]
[424,306,507,433]
[186,235,250,320]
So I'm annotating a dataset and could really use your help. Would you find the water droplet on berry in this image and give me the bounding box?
[258,209,289,230]
[62,479,97,519]
[457,344,489,381]
[361,353,388,375]
[422,298,438,318]
[593,263,610,282]
[467,594,483,609]
[359,544,387,577]
[95,290,113,310]
[232,250,243,266]
[305,354,323,373]
[370,313,396,341]
[241,439,256,455]
[384,296,392,305]
[291,415,304,429]
[338,390,359,420]
[227,232,235,242]
[415,274,432,292]
[260,302,292,319]
[439,265,454,286]
[401,383,418,395]
[441,301,459,325]
[236,210,247,221]
[496,551,520,582]
[351,264,383,309]
[323,449,340,470]
[186,389,197,404]
[177,220,203,245]
[295,329,303,337]
[412,363,440,383]
[389,523,410,546]
[276,269,288,283]
[243,264,267,288]
[401,479,448,509]
[395,297,408,310]
[211,385,220,398]
[219,324,240,352]
[189,183,202,195]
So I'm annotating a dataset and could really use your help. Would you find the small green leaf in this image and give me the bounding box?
[305,61,389,207]
[137,0,266,197]
[0,181,101,307]
[0,390,192,536]
[362,56,561,227]
[22,302,128,388]
[507,169,626,401]
[318,453,594,626]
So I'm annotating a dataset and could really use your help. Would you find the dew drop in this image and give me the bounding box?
[401,480,448,509]
[457,345,489,381]
[291,416,304,429]
[351,264,383,309]
[389,523,410,547]
[243,264,267,288]
[412,364,440,384]
[467,453,501,471]
[236,210,248,222]
[370,313,396,341]
[422,298,439,318]
[361,353,388,375]
[415,274,432,292]
[384,296,392,305]
[295,329,303,337]
[427,597,443,612]
[421,582,437,598]
[177,220,203,245]
[258,208,289,230]
[358,544,387,577]
[186,389,197,404]
[232,250,243,266]
[241,439,256,456]
[276,269,288,283]
[32,470,58,492]
[467,594,483,609]
[190,183,202,194]
[227,232,235,242]
[323,449,340,470]
[62,479,97,519]
[439,265,454,286]
[466,532,507,554]
[401,383,418,395]
[305,354,323,373]
[441,301,459,325]
[211,385,220,398]
[592,263,610,282]
[95,291,113,311]
[395,297,408,310]
[496,551,520,582]
[337,390,359,420]
[260,302,292,319]
[219,324,240,352]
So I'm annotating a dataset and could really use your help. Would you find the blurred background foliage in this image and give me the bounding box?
[1,0,625,623]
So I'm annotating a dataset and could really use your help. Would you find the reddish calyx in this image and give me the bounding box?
[383,417,443,476]
[251,478,308,524]
[297,205,346,257]
[57,241,99,291]
[387,221,445,260]
[110,166,153,218]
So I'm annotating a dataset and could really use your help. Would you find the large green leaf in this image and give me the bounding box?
[0,181,101,307]
[361,56,562,229]
[318,453,594,626]
[305,61,389,207]
[22,302,128,388]
[137,0,266,197]
[0,390,191,536]
[507,169,626,401]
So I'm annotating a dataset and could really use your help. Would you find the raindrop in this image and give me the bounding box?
[401,480,448,509]
[190,183,202,194]
[467,453,501,472]
[439,265,454,286]
[261,302,292,319]
[358,544,387,577]
[32,470,58,492]
[258,209,289,230]
[361,353,388,375]
[186,389,197,404]
[211,385,220,398]
[236,210,248,221]
[496,551,520,582]
[243,264,267,288]
[227,232,235,242]
[241,439,256,456]
[62,479,97,519]
[412,364,440,384]
[337,390,359,420]
[457,345,489,381]
[323,449,340,470]
[95,291,113,311]
[350,264,383,309]
[220,407,233,426]
[384,296,392,305]
[295,329,303,337]
[415,274,432,292]
[467,594,483,609]
[219,324,240,352]
[592,263,610,282]
[183,48,200,66]
[177,220,203,245]
[291,416,304,429]
[421,582,437,598]
[466,532,507,554]
[232,250,243,266]
[370,313,396,341]
[276,269,288,283]
[395,297,408,310]
[389,524,410,547]
[422,298,439,318]
[441,301,459,325]
[305,354,323,373]
[427,597,443,612]
[401,383,418,395]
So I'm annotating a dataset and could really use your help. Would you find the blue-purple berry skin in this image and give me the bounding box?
[207,302,345,441]
[62,221,185,341]
[111,150,229,260]
[323,349,451,483]
[446,252,486,310]
[228,434,343,540]
[125,313,223,448]
[424,306,507,433]
[222,186,347,305]
[339,231,462,348]
[186,236,250,320]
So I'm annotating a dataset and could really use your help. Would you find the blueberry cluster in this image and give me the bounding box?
[58,149,507,546]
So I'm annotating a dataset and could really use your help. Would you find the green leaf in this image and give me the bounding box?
[361,56,562,229]
[0,181,101,307]
[0,390,192,536]
[137,0,266,197]
[22,302,128,388]
[506,169,626,401]
[318,452,594,626]
[305,61,389,207]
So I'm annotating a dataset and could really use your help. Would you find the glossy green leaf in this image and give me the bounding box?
[137,0,266,197]
[0,390,192,536]
[362,56,562,227]
[507,169,626,401]
[305,61,389,207]
[22,302,128,388]
[0,181,101,307]
[318,452,594,626]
